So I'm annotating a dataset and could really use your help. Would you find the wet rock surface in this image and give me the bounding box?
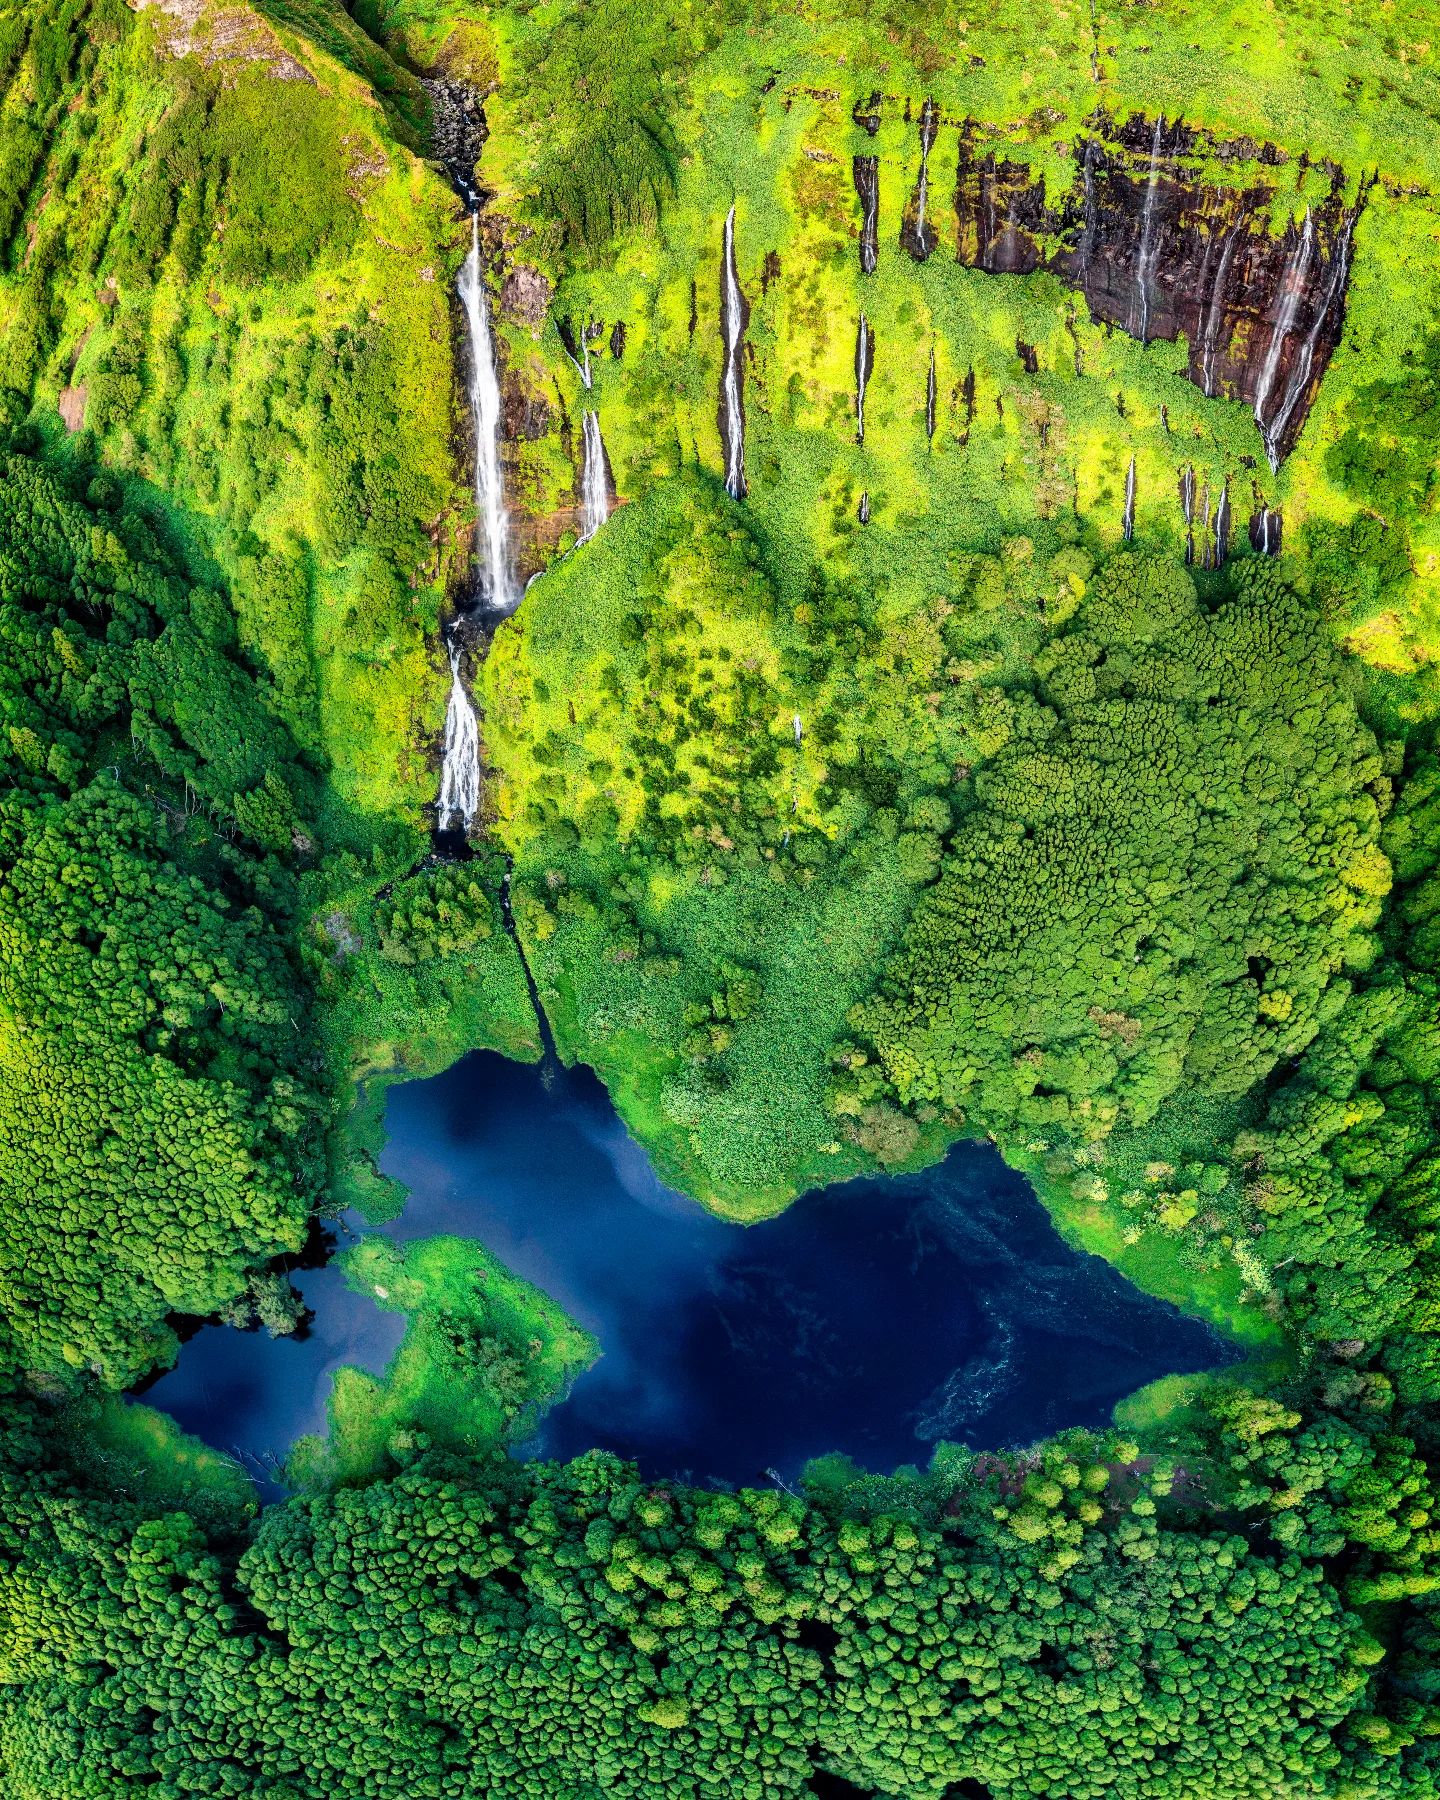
[425,77,487,205]
[946,112,1365,464]
[500,264,551,328]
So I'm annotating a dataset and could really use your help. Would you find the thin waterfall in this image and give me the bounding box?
[578,409,610,543]
[858,491,871,524]
[1179,465,1196,566]
[1122,455,1137,540]
[1132,115,1165,343]
[1252,210,1316,469]
[1198,222,1245,396]
[1214,479,1232,564]
[720,205,748,498]
[912,99,938,259]
[854,155,880,274]
[926,348,937,444]
[1078,137,1100,273]
[855,314,875,444]
[558,319,593,390]
[459,214,516,613]
[901,100,939,261]
[1262,210,1356,467]
[436,637,481,833]
[1249,505,1282,556]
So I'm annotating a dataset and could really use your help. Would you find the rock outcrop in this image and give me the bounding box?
[945,113,1365,465]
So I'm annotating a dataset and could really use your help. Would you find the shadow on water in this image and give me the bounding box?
[140,1049,1234,1494]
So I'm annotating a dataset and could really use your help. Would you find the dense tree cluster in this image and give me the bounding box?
[0,454,327,1383]
[850,554,1386,1140]
[3,1400,1436,1800]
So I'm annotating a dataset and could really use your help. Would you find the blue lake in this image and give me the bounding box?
[141,1049,1233,1492]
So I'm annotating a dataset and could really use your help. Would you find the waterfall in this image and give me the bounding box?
[1214,480,1232,564]
[1252,210,1316,470]
[558,319,593,390]
[855,314,875,444]
[1132,115,1165,343]
[858,491,871,524]
[1197,223,1245,397]
[913,99,938,259]
[926,348,937,444]
[1078,137,1100,272]
[459,214,517,613]
[1180,466,1195,565]
[436,638,481,833]
[792,713,803,744]
[1249,505,1282,556]
[902,100,939,261]
[1261,210,1356,468]
[720,205,748,499]
[854,155,879,274]
[1122,455,1137,540]
[578,409,610,544]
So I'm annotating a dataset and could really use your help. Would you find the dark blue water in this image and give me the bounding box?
[141,1050,1230,1490]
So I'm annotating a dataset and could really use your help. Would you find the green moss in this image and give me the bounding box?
[294,1232,595,1486]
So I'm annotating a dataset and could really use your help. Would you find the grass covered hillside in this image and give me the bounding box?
[0,0,460,820]
[1,2,1440,1798]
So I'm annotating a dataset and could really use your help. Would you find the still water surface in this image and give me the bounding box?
[142,1050,1230,1491]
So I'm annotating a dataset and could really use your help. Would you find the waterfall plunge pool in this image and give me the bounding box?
[139,1049,1234,1494]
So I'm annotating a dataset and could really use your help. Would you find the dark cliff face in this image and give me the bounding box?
[947,112,1365,466]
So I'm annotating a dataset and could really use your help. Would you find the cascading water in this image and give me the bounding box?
[1077,137,1100,273]
[1249,505,1282,556]
[1251,209,1316,470]
[1214,480,1232,565]
[1260,210,1356,468]
[926,348,937,444]
[459,213,517,614]
[578,409,610,544]
[1122,455,1137,541]
[720,205,748,499]
[854,155,880,274]
[436,637,481,834]
[1179,465,1196,566]
[911,99,938,260]
[900,99,940,262]
[855,314,875,444]
[1131,115,1166,343]
[559,320,593,391]
[1197,223,1245,397]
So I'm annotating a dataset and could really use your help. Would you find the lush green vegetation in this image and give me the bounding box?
[1,0,1440,1795]
[2,1394,1438,1797]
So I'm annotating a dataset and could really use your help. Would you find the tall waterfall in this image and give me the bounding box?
[854,155,880,274]
[1249,505,1282,556]
[1179,465,1196,565]
[1198,223,1245,397]
[926,348,937,444]
[579,409,610,543]
[1214,480,1232,564]
[1252,210,1316,470]
[436,638,481,833]
[1122,455,1137,540]
[459,214,517,613]
[1260,210,1355,469]
[902,99,939,260]
[720,206,748,498]
[855,314,874,444]
[1131,116,1166,343]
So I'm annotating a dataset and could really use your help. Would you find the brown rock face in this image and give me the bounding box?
[949,113,1365,466]
[57,386,86,432]
[499,265,550,328]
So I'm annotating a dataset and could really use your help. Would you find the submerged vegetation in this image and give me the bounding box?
[0,0,1439,1794]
